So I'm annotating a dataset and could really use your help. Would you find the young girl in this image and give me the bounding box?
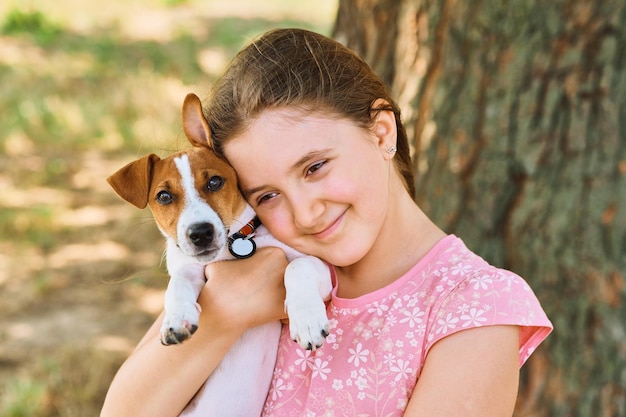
[101,28,552,416]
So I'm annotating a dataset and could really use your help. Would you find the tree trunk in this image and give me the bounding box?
[334,1,626,416]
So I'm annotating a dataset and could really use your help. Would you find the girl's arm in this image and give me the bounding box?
[100,247,289,417]
[404,325,520,417]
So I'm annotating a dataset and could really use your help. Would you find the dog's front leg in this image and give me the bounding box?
[161,240,206,345]
[284,255,332,350]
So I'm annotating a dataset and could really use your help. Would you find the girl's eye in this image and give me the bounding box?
[306,160,327,176]
[257,192,278,206]
[207,176,225,192]
[156,190,174,205]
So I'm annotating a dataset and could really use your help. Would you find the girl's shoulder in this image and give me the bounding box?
[421,235,553,365]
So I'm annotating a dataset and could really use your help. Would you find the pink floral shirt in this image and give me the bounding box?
[262,235,553,416]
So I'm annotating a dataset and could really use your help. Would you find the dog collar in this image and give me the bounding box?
[228,216,262,259]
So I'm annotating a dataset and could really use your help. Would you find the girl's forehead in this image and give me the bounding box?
[227,109,355,151]
[223,108,369,176]
[226,115,327,164]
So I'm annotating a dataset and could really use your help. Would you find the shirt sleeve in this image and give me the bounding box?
[425,265,553,367]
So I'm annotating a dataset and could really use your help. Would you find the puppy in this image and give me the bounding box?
[107,93,332,416]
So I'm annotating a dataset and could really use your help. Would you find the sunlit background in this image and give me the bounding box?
[0,1,337,415]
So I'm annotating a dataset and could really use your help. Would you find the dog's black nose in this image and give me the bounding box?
[188,223,214,248]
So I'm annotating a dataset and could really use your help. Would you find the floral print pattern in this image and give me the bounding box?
[262,235,552,417]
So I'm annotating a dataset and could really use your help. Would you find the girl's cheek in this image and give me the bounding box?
[262,209,293,241]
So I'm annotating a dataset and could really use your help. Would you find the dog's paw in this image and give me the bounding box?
[286,298,329,351]
[160,302,201,345]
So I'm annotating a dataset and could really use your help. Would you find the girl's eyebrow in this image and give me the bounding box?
[288,149,331,173]
[240,149,332,200]
[241,185,264,201]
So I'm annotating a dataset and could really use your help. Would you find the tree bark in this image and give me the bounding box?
[334,1,626,416]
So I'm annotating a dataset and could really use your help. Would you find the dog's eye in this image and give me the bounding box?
[207,176,225,192]
[156,190,174,205]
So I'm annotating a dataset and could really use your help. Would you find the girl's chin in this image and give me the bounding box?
[317,247,368,268]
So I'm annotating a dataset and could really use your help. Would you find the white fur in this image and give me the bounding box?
[173,154,227,259]
[155,155,331,417]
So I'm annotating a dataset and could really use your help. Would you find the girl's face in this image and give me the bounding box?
[223,108,397,267]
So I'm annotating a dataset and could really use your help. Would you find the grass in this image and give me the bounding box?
[0,0,337,415]
[1,378,47,417]
[0,347,124,417]
[1,8,63,44]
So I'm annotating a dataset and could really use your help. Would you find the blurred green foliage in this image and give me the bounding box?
[1,378,47,417]
[1,9,62,44]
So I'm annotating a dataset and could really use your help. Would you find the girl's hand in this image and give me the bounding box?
[203,246,289,332]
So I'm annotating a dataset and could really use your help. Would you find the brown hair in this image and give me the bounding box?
[205,28,415,197]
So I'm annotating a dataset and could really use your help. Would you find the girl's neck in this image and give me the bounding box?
[334,193,446,299]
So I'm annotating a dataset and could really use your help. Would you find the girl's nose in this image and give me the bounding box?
[290,194,323,231]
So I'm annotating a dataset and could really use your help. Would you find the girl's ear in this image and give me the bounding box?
[370,98,397,159]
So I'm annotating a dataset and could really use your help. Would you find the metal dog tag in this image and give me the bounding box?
[229,236,256,259]
[228,216,261,259]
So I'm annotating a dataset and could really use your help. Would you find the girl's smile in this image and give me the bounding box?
[311,209,346,240]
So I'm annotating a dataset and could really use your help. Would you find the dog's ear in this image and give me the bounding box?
[182,93,213,149]
[107,154,161,209]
